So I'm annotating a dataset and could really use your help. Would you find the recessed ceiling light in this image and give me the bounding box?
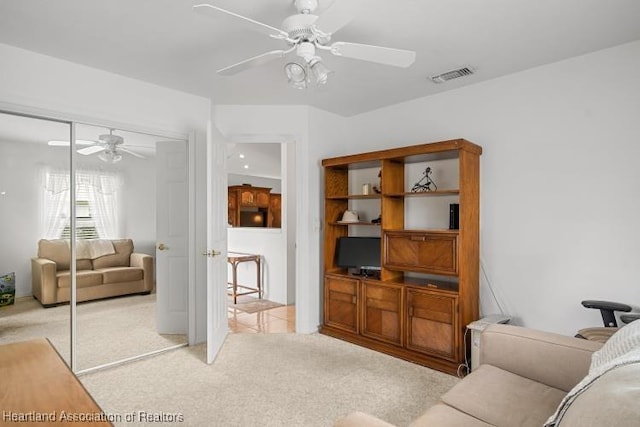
[243,164,249,169]
[239,154,245,159]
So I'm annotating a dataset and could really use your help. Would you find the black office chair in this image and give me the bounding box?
[576,300,640,343]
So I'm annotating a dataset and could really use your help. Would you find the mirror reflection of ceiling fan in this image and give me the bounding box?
[193,0,416,88]
[48,129,147,164]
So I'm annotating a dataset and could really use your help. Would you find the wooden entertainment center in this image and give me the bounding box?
[320,139,481,375]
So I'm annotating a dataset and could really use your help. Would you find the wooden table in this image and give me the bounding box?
[227,252,262,304]
[0,338,112,426]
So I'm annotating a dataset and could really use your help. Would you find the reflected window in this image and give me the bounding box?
[42,169,121,239]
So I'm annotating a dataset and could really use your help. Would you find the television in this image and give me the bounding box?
[335,236,381,276]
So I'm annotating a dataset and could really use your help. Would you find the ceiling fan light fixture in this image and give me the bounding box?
[98,150,122,164]
[285,62,308,89]
[309,57,333,85]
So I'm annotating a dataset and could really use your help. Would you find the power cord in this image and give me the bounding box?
[456,327,470,378]
[480,256,505,316]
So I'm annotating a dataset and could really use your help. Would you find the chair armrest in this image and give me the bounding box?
[620,313,640,324]
[333,412,397,427]
[31,257,57,305]
[130,253,153,291]
[582,300,632,327]
[480,324,602,392]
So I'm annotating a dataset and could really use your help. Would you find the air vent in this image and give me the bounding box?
[430,66,475,84]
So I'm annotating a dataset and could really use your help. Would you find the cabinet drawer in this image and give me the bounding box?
[324,275,359,333]
[383,231,458,275]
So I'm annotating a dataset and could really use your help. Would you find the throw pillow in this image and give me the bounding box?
[545,320,640,426]
[0,272,16,307]
[590,318,640,370]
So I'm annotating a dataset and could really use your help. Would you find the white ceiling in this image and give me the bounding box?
[227,143,281,178]
[0,1,639,116]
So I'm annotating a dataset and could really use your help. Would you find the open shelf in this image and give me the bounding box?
[326,194,382,200]
[385,189,460,198]
[329,222,380,227]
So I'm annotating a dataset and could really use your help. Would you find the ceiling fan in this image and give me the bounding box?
[47,129,147,163]
[76,130,147,163]
[193,0,416,88]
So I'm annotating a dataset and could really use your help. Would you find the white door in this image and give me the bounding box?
[206,121,229,363]
[156,140,188,334]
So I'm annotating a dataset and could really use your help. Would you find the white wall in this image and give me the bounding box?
[314,40,640,336]
[117,155,156,257]
[0,43,210,343]
[227,229,287,304]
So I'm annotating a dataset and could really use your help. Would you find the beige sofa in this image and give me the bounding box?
[32,238,153,307]
[335,323,640,427]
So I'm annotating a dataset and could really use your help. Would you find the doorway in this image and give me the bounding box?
[226,141,296,333]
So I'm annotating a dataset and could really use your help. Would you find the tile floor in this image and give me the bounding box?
[228,304,296,333]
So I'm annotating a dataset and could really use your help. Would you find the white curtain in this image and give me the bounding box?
[41,169,71,239]
[41,168,121,239]
[79,171,121,239]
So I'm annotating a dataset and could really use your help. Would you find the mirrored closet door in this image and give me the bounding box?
[0,110,189,373]
[72,123,188,372]
[0,111,72,364]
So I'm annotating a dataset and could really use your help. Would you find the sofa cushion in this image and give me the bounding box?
[56,270,103,289]
[410,403,494,427]
[38,239,71,270]
[441,364,566,427]
[92,239,133,269]
[557,363,640,427]
[96,267,143,284]
[77,259,93,270]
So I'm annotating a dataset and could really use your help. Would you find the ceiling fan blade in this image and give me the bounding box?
[314,0,365,35]
[119,147,146,159]
[330,42,416,68]
[78,145,105,155]
[193,1,288,39]
[218,50,287,76]
[48,139,96,147]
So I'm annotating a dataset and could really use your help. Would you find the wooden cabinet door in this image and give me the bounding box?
[361,280,403,346]
[240,189,256,206]
[256,189,270,207]
[228,191,238,226]
[324,275,359,333]
[384,231,458,276]
[269,194,282,228]
[406,288,459,361]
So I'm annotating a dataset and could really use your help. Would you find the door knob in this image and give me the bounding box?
[202,249,222,257]
[158,243,168,251]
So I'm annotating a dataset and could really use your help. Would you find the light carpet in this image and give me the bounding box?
[0,294,186,371]
[81,333,459,427]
